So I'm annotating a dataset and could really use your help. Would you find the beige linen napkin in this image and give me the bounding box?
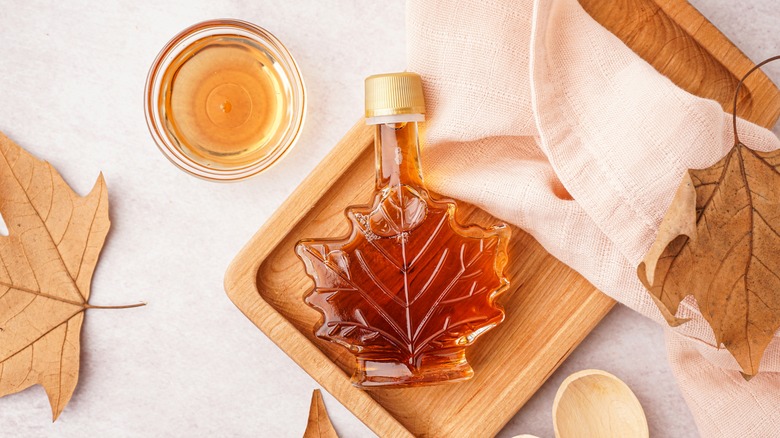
[407,0,780,435]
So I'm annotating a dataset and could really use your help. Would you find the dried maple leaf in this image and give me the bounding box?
[297,185,509,378]
[0,133,143,420]
[303,389,338,438]
[638,57,780,378]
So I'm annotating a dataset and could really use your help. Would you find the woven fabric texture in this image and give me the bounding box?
[407,0,780,435]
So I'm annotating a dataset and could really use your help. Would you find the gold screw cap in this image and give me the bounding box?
[365,72,426,118]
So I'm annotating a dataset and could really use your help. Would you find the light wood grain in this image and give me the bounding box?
[224,1,780,437]
[553,370,649,438]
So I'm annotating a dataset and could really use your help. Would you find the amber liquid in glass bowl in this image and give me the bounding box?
[161,34,290,167]
[146,20,305,181]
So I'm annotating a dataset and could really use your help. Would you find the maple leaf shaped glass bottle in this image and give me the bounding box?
[296,72,510,387]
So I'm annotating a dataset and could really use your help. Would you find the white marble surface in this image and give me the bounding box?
[0,1,776,437]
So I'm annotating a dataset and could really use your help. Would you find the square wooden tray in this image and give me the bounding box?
[225,1,780,436]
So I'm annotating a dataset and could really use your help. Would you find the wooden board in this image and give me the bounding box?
[225,1,780,437]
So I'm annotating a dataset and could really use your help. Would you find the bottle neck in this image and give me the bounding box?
[372,120,424,190]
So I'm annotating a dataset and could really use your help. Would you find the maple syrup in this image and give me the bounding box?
[297,73,510,387]
[160,34,289,167]
[145,20,305,180]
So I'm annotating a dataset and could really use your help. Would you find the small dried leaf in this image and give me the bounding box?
[638,143,780,377]
[0,133,142,419]
[303,389,338,438]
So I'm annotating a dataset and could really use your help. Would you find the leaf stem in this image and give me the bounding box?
[85,302,147,310]
[732,55,780,146]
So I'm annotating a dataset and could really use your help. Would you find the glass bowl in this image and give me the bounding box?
[144,19,306,181]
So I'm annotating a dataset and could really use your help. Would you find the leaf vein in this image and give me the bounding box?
[0,311,83,363]
[0,149,83,303]
[301,246,409,344]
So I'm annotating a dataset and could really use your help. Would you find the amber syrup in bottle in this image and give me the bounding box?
[297,72,510,387]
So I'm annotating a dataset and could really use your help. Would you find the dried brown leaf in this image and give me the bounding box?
[0,133,143,420]
[638,143,780,377]
[303,389,339,438]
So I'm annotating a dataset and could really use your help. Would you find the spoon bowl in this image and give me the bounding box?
[552,369,649,438]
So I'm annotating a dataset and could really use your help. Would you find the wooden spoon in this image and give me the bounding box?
[552,369,648,438]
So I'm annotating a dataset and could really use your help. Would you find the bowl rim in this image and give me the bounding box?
[144,18,307,182]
